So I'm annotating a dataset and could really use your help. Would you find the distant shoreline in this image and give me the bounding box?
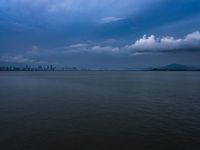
[1,70,200,72]
[1,64,200,72]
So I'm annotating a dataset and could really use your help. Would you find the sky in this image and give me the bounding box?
[0,0,200,69]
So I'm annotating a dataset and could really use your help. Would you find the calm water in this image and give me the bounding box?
[0,71,200,150]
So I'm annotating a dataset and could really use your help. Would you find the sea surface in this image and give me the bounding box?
[0,71,200,150]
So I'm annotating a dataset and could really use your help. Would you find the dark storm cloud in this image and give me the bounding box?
[0,0,200,67]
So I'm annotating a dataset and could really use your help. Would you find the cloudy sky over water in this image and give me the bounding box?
[0,0,200,68]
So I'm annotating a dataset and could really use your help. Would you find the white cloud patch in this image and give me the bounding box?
[26,45,40,55]
[62,31,200,56]
[100,16,125,24]
[0,55,36,63]
[63,45,120,54]
[17,31,199,59]
[1,32,199,65]
[0,54,49,64]
[91,46,120,53]
[126,31,200,55]
[46,0,74,12]
[61,31,200,56]
[32,45,39,51]
[102,39,117,44]
[65,43,89,49]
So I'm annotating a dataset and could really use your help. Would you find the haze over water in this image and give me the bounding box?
[0,71,200,150]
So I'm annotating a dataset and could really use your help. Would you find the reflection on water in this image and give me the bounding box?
[0,71,200,150]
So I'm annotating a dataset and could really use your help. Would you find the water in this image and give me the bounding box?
[0,71,200,150]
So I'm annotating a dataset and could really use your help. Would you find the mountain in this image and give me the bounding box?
[161,64,191,70]
[149,64,200,71]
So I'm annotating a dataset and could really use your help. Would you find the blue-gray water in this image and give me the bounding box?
[0,71,200,150]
